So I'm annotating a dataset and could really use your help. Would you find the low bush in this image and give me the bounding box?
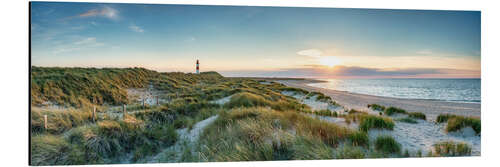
[374,135,401,154]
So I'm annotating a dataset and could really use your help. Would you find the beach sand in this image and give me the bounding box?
[276,79,481,155]
[277,79,481,120]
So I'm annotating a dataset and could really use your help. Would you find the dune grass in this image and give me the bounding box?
[446,116,481,134]
[314,109,338,117]
[358,115,395,132]
[344,113,395,132]
[190,107,370,162]
[374,135,401,154]
[433,141,472,156]
[407,112,426,120]
[32,115,179,165]
[367,104,386,111]
[31,108,94,134]
[436,114,481,134]
[436,113,456,123]
[384,107,407,116]
[397,117,418,124]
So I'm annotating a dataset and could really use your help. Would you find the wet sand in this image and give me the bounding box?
[276,79,480,120]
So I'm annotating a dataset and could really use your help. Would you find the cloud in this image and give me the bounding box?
[297,49,323,58]
[129,24,144,33]
[63,6,119,21]
[80,6,118,19]
[220,65,480,78]
[74,37,96,45]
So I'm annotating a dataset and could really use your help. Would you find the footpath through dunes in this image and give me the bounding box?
[276,79,480,120]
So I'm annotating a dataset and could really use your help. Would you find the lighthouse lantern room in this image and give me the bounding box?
[196,59,200,74]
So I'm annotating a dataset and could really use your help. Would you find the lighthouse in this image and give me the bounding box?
[196,59,200,74]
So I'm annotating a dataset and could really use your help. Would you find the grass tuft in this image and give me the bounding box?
[384,107,407,116]
[397,117,418,124]
[374,135,401,154]
[433,141,472,156]
[407,112,426,120]
[436,114,481,134]
[367,104,386,111]
[357,115,395,132]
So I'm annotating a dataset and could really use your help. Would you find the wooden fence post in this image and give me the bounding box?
[93,106,97,122]
[44,115,48,130]
[123,104,127,118]
[143,99,146,109]
[156,96,159,105]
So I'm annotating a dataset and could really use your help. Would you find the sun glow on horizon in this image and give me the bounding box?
[319,56,342,67]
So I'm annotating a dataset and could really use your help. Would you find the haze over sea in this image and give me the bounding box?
[308,78,480,103]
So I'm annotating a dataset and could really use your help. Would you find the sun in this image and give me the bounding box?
[319,56,342,67]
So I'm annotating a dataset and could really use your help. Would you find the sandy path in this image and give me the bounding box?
[144,115,218,163]
[277,79,480,120]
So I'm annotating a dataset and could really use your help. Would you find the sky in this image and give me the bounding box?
[31,2,481,78]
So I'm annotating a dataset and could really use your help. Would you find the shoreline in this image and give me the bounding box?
[275,79,481,120]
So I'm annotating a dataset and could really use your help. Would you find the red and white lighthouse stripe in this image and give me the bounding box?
[196,59,199,74]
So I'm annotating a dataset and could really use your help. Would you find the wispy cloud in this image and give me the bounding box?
[74,37,96,45]
[297,49,323,58]
[220,65,480,78]
[79,6,119,20]
[129,24,144,33]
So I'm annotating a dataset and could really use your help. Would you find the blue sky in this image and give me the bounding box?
[31,2,481,78]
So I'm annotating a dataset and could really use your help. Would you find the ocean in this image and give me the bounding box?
[308,78,481,103]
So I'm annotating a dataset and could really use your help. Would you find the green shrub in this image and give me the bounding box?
[384,107,407,116]
[433,141,472,156]
[374,135,401,154]
[367,104,386,111]
[407,112,426,120]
